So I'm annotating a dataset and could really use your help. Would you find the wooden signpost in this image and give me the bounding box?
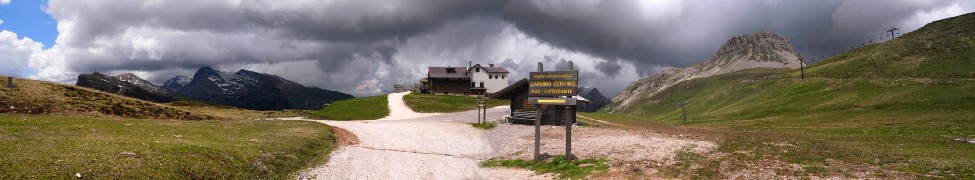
[528,61,578,161]
[477,95,486,124]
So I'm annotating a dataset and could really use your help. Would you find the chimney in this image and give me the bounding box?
[489,64,494,67]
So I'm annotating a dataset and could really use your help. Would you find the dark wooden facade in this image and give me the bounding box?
[426,67,472,95]
[489,78,575,125]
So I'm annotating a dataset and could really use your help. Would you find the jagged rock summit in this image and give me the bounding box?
[604,32,803,112]
[577,87,610,112]
[162,75,192,90]
[76,72,183,103]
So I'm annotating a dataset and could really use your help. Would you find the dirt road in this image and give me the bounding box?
[295,92,542,179]
[290,92,716,179]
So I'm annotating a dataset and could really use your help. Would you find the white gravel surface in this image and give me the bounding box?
[289,92,716,179]
[378,91,441,120]
[294,93,541,179]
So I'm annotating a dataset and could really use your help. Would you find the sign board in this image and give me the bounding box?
[528,71,578,97]
[528,97,577,105]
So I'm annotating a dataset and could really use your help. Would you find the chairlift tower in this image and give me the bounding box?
[676,101,688,123]
[887,27,899,39]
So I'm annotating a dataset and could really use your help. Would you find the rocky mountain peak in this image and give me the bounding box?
[604,32,802,113]
[76,72,183,103]
[577,87,610,112]
[163,75,192,90]
[714,32,796,59]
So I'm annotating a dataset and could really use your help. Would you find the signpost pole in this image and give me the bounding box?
[565,105,572,160]
[565,61,574,161]
[534,62,543,161]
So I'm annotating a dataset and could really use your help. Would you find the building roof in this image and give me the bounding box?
[471,64,509,73]
[483,67,509,73]
[488,78,528,99]
[428,67,470,78]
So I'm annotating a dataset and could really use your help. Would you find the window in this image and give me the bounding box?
[476,68,480,72]
[479,82,484,88]
[447,68,456,73]
[501,75,505,79]
[471,82,475,87]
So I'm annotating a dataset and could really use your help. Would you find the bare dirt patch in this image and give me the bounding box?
[331,127,358,146]
[487,124,717,178]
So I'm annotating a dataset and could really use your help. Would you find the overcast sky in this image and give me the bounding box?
[1,0,973,97]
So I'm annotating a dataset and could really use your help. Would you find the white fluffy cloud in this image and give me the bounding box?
[0,0,9,5]
[0,30,44,77]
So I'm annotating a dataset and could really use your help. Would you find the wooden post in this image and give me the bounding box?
[565,105,573,160]
[565,61,574,160]
[534,62,543,161]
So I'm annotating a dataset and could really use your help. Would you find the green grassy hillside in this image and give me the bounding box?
[0,77,210,120]
[310,95,389,120]
[0,77,339,178]
[0,114,336,179]
[594,13,975,178]
[404,93,508,113]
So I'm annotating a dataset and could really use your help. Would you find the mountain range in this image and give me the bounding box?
[603,32,803,112]
[76,67,354,110]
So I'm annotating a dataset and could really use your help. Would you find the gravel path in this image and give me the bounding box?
[294,93,542,179]
[288,92,716,179]
[378,91,441,120]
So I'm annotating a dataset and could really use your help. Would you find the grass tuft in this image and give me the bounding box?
[470,122,497,129]
[481,155,610,179]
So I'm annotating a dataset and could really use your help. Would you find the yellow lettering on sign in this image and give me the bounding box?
[531,73,575,79]
[530,81,576,87]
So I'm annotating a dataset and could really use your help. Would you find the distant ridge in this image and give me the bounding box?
[605,32,802,112]
[76,72,184,103]
[76,67,355,110]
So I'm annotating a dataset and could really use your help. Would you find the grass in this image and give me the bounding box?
[0,77,209,120]
[587,14,975,178]
[309,95,389,120]
[583,69,975,178]
[168,101,312,120]
[470,122,497,129]
[481,155,610,179]
[403,93,508,113]
[0,114,337,179]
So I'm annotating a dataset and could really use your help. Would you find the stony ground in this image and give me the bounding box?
[288,92,716,179]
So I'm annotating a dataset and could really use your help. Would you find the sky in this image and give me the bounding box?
[0,0,973,97]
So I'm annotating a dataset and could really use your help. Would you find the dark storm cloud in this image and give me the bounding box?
[31,0,974,96]
[497,0,973,77]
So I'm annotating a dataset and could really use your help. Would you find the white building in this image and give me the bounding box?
[468,64,510,94]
